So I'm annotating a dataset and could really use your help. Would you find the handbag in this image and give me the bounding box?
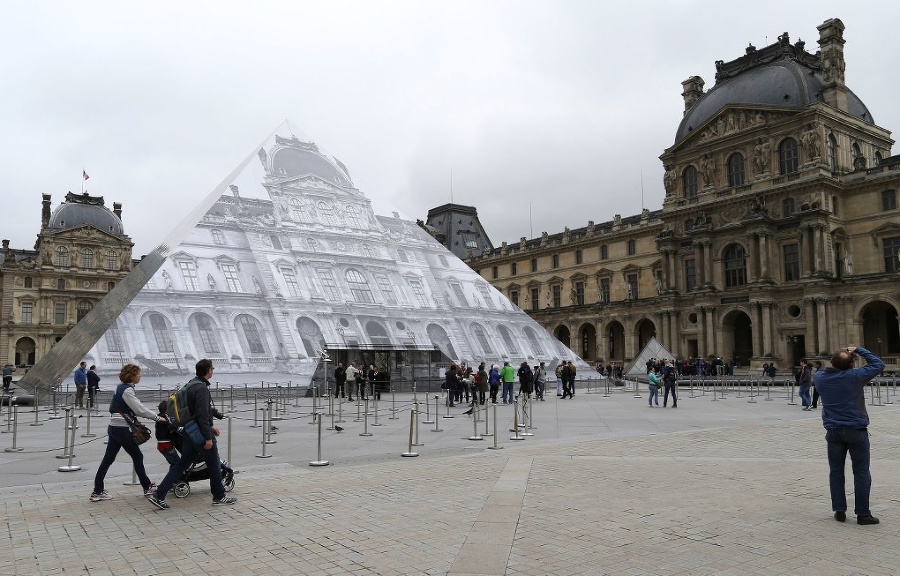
[119,411,151,445]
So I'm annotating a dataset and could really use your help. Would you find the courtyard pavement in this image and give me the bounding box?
[1,381,899,575]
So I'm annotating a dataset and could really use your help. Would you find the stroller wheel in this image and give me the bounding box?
[224,474,235,492]
[174,481,191,498]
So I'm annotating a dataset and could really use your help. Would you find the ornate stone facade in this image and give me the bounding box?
[467,18,900,372]
[0,193,133,368]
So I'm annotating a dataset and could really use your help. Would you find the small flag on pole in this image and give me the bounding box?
[83,170,90,181]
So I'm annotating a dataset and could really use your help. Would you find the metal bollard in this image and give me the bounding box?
[256,406,272,459]
[402,409,419,457]
[482,402,493,436]
[227,416,233,466]
[468,404,483,441]
[422,394,434,424]
[250,395,260,428]
[336,395,345,424]
[58,412,81,472]
[56,408,73,459]
[787,379,797,405]
[389,386,399,419]
[359,399,373,437]
[5,403,24,452]
[522,397,534,436]
[442,392,454,419]
[265,401,276,443]
[310,412,329,466]
[488,403,503,450]
[432,396,443,432]
[81,403,96,437]
[510,398,524,441]
[412,401,424,447]
[354,398,363,422]
[372,395,383,426]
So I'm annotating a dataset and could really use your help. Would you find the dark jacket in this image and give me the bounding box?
[334,366,346,385]
[185,376,214,441]
[87,369,101,390]
[518,364,534,394]
[814,347,884,430]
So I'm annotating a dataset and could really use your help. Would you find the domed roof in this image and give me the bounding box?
[48,192,124,235]
[675,40,873,143]
[268,135,351,187]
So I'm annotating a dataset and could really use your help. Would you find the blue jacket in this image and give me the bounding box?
[73,366,87,386]
[814,347,884,430]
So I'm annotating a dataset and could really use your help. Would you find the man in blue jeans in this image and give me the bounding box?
[149,359,236,509]
[814,346,884,525]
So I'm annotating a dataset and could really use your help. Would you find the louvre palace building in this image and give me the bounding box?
[464,18,900,372]
[0,193,134,368]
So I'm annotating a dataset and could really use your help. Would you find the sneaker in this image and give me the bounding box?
[834,511,846,522]
[212,496,237,505]
[144,483,157,498]
[857,515,880,525]
[148,494,169,510]
[89,491,111,502]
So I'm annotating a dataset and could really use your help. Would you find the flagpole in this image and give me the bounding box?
[81,168,84,194]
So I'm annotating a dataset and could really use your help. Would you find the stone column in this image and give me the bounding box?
[697,308,707,358]
[704,241,714,288]
[670,311,681,357]
[694,242,706,287]
[759,234,770,279]
[747,233,759,283]
[761,302,773,356]
[804,298,816,355]
[814,226,825,275]
[667,249,677,291]
[753,302,764,358]
[705,306,716,357]
[816,298,828,355]
[802,227,814,278]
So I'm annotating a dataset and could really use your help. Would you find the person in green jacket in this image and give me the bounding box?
[647,367,662,407]
[500,361,516,404]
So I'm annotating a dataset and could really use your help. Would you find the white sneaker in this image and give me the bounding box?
[89,491,112,502]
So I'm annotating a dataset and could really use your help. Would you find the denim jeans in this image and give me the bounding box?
[502,382,514,403]
[94,425,152,494]
[648,386,659,405]
[798,386,811,407]
[826,428,871,516]
[156,433,225,501]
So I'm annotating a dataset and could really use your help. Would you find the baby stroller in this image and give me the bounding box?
[173,456,235,498]
[167,433,236,498]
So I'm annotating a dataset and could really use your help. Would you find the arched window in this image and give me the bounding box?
[81,248,94,269]
[345,205,362,228]
[237,315,267,355]
[149,313,174,353]
[851,142,864,170]
[345,269,374,303]
[875,151,883,166]
[191,314,221,354]
[827,133,837,171]
[290,198,306,222]
[724,244,747,287]
[317,201,338,226]
[472,324,493,354]
[727,153,745,187]
[56,246,69,267]
[779,138,799,174]
[682,165,698,198]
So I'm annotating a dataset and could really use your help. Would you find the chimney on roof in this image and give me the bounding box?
[817,18,848,111]
[681,76,704,113]
[41,194,52,228]
[113,202,122,220]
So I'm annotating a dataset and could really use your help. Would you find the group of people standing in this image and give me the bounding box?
[332,362,390,401]
[72,361,101,408]
[646,358,678,408]
[441,359,577,407]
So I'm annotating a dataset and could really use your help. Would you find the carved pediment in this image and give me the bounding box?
[678,107,797,151]
[870,222,900,245]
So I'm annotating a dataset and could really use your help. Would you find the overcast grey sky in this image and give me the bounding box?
[2,1,898,257]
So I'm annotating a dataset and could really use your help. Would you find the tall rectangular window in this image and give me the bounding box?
[221,264,242,292]
[375,274,398,305]
[476,284,495,309]
[316,269,340,301]
[627,273,639,300]
[575,250,583,264]
[552,285,561,307]
[54,303,66,324]
[21,302,33,324]
[783,243,800,281]
[599,278,610,303]
[531,258,538,272]
[884,237,900,273]
[407,278,429,307]
[684,259,696,293]
[178,261,200,291]
[281,267,301,297]
[551,255,559,269]
[600,245,608,260]
[106,324,124,353]
[530,288,540,310]
[492,266,498,279]
[510,262,517,276]
[627,239,636,255]
[510,290,519,307]
[575,281,584,305]
[451,282,468,306]
[883,190,897,211]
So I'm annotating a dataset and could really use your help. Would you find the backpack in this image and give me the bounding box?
[166,380,201,427]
